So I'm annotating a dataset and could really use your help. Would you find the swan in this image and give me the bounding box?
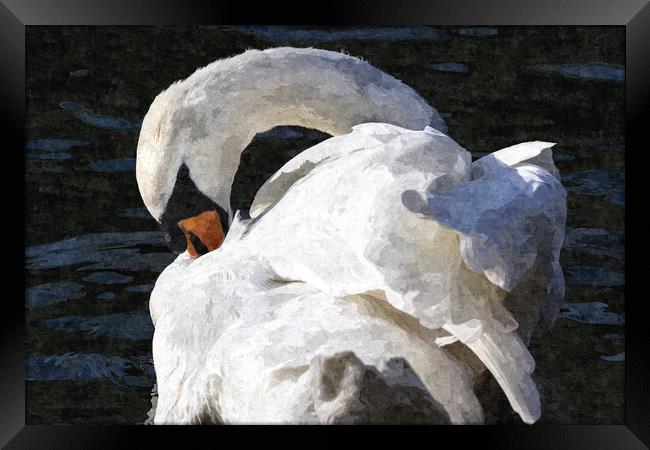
[136,48,567,424]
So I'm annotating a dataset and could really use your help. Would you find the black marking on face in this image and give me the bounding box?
[159,163,229,254]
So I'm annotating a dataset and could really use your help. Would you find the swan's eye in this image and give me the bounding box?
[178,210,225,257]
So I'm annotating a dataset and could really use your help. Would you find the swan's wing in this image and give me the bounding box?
[428,148,567,325]
[443,320,540,424]
[250,123,440,217]
[404,141,566,424]
[474,140,560,179]
[471,141,566,331]
[421,142,567,297]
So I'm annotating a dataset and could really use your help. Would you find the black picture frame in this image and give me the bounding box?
[3,0,645,447]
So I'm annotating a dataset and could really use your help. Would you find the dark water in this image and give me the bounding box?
[25,26,624,424]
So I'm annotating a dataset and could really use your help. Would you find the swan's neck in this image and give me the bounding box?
[138,48,442,222]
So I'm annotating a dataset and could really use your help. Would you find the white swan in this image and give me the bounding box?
[136,48,567,424]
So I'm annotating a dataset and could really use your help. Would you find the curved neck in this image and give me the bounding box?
[138,47,443,223]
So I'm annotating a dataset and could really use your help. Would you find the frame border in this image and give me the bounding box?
[4,1,646,447]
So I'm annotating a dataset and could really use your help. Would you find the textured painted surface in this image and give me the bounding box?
[25,26,624,424]
[146,120,564,424]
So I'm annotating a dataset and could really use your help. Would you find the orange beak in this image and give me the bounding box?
[177,210,225,257]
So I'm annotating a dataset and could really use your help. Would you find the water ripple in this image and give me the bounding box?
[26,138,90,152]
[119,208,153,220]
[124,284,154,293]
[458,28,498,37]
[559,302,624,325]
[88,158,136,173]
[234,26,443,42]
[40,311,154,341]
[59,101,141,130]
[26,232,173,273]
[534,63,624,82]
[431,62,469,73]
[26,353,155,387]
[26,282,85,309]
[564,266,624,287]
[97,292,116,301]
[563,227,624,260]
[83,271,134,285]
[600,352,624,362]
[562,170,624,206]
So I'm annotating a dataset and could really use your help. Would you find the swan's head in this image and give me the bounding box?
[136,86,230,257]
